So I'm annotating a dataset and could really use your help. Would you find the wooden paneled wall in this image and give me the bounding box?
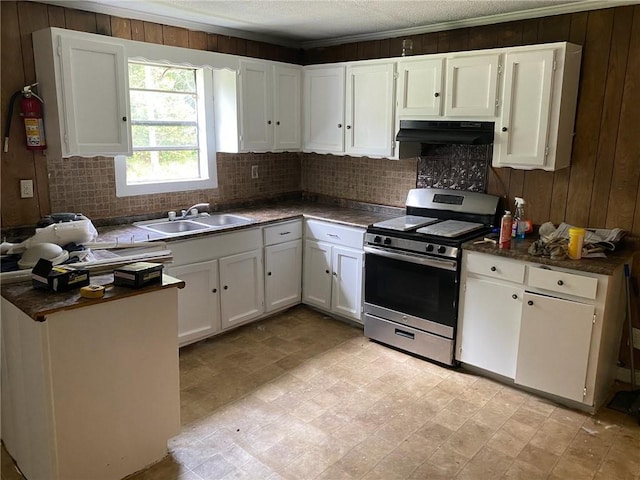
[306,6,640,237]
[2,2,639,236]
[0,1,301,228]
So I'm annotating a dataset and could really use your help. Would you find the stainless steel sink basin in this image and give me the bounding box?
[138,220,211,234]
[194,214,254,227]
[134,214,255,236]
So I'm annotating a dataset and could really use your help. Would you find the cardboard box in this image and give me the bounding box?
[113,262,163,288]
[32,259,90,292]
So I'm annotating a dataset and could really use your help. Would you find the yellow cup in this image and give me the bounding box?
[568,227,585,259]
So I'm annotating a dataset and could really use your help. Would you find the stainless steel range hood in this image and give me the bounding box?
[396,120,495,158]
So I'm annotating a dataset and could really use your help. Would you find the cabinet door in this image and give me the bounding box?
[494,49,555,168]
[265,239,302,312]
[331,246,364,322]
[457,276,523,378]
[219,249,264,330]
[397,57,444,116]
[515,292,594,403]
[445,54,500,117]
[239,61,274,152]
[274,65,301,151]
[302,240,333,309]
[303,66,345,153]
[345,62,395,157]
[59,35,131,156]
[168,260,220,347]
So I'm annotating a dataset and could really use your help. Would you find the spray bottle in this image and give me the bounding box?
[512,197,527,239]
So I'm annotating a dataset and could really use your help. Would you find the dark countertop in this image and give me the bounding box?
[462,236,639,276]
[1,201,400,321]
[95,201,403,244]
[1,273,185,322]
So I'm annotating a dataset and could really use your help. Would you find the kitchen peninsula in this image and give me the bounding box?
[1,273,185,480]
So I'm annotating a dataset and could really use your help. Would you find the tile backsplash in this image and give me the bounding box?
[301,154,418,207]
[47,152,301,220]
[417,144,492,192]
[46,151,421,221]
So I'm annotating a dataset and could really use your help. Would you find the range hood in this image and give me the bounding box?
[396,120,494,158]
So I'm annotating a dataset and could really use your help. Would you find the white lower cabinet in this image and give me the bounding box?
[167,228,264,347]
[515,292,594,403]
[263,220,303,313]
[302,219,365,323]
[458,275,523,379]
[169,260,220,346]
[457,250,627,411]
[265,240,302,312]
[219,249,264,330]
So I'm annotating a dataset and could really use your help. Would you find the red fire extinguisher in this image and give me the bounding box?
[4,82,47,153]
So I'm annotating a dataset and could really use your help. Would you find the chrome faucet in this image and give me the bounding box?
[178,202,210,219]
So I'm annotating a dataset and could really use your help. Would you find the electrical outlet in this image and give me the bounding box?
[20,179,34,198]
[633,327,640,349]
[251,165,259,179]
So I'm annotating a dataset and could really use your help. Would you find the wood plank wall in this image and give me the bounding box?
[306,6,640,237]
[0,1,301,228]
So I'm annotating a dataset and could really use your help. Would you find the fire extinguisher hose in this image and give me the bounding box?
[4,89,23,153]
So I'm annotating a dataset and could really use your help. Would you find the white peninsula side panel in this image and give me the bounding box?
[1,289,181,480]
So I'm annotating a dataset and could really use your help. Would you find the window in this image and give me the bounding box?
[115,61,217,196]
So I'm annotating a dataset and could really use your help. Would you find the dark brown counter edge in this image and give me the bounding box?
[462,235,640,276]
[1,273,185,322]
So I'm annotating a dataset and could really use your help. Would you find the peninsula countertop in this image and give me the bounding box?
[1,273,185,321]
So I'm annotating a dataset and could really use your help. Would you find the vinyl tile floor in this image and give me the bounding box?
[2,306,639,480]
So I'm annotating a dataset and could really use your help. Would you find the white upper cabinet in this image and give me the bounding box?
[303,65,346,153]
[396,57,444,117]
[344,62,396,157]
[239,61,273,151]
[444,53,501,117]
[238,61,301,152]
[33,28,131,158]
[274,65,302,150]
[303,61,395,158]
[493,43,582,171]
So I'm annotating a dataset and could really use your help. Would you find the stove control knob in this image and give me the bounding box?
[437,246,447,254]
[383,237,392,245]
[373,236,382,243]
[426,244,434,252]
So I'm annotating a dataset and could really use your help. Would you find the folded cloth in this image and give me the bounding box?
[538,222,625,250]
[528,237,568,259]
[531,222,626,259]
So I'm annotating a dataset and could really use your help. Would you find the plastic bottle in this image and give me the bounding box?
[512,197,527,239]
[499,211,513,249]
[568,227,585,259]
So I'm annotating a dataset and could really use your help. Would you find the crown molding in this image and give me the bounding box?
[29,0,301,48]
[30,0,637,51]
[299,0,638,49]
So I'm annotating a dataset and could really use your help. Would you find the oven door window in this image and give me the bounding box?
[365,253,458,328]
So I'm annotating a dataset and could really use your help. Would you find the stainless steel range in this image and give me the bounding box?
[364,187,500,365]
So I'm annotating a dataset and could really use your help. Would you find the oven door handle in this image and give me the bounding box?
[364,246,457,271]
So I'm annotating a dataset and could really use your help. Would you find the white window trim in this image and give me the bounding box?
[115,58,218,197]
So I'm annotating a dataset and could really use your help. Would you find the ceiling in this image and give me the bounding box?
[39,0,630,48]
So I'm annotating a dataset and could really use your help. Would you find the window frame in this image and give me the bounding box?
[115,61,217,197]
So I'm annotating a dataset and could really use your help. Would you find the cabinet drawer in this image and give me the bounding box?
[526,266,598,300]
[305,219,364,249]
[263,220,302,246]
[465,252,525,284]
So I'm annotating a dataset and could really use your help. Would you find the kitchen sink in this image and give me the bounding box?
[191,214,254,227]
[134,214,255,236]
[137,220,211,234]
